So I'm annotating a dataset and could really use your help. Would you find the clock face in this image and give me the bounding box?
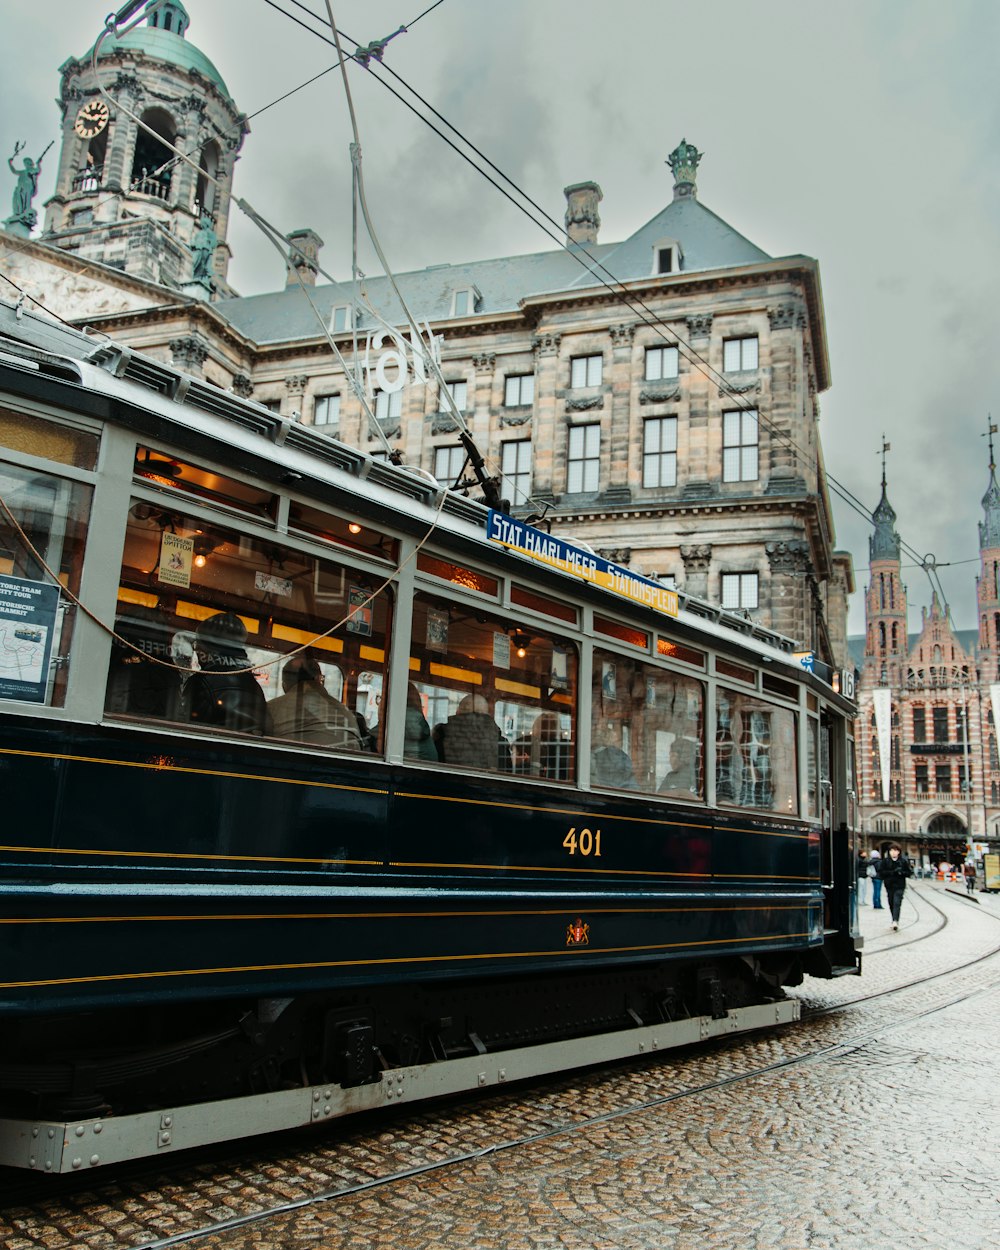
[74,99,110,140]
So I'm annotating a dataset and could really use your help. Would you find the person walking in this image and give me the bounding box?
[878,842,913,931]
[869,848,884,909]
[964,860,977,896]
[857,849,870,906]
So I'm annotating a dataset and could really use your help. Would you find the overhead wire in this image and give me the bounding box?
[269,0,985,584]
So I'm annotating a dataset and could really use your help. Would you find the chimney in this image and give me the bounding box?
[564,181,602,245]
[285,228,324,288]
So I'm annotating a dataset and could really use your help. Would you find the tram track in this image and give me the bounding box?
[2,885,996,1250]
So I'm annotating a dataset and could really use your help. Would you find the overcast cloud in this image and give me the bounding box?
[4,0,999,636]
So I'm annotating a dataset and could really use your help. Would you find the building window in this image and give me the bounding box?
[935,763,951,794]
[504,374,534,407]
[721,572,758,611]
[439,380,468,412]
[434,444,466,486]
[657,247,673,274]
[329,305,353,333]
[570,354,602,388]
[451,286,480,317]
[723,336,759,372]
[261,399,282,414]
[567,424,600,493]
[644,346,679,382]
[915,763,928,794]
[913,707,926,741]
[374,389,402,421]
[722,409,759,482]
[500,439,532,506]
[932,706,949,743]
[642,417,677,488]
[313,394,340,428]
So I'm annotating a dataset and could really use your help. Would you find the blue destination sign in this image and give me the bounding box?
[487,511,678,618]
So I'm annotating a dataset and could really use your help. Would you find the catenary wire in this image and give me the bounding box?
[267,0,961,578]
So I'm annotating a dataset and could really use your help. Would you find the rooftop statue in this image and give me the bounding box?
[667,137,703,182]
[5,140,53,235]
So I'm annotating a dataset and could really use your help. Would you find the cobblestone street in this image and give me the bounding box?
[3,883,998,1250]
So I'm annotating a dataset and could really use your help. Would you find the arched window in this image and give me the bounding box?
[891,622,899,651]
[130,108,176,201]
[879,574,886,609]
[933,644,942,664]
[195,140,221,220]
[878,622,886,651]
[889,579,895,609]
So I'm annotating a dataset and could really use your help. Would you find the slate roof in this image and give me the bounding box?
[215,193,774,347]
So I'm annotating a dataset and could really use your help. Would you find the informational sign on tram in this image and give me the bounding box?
[0,574,60,703]
[487,511,679,618]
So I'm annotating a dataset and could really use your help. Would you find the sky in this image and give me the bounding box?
[4,0,999,637]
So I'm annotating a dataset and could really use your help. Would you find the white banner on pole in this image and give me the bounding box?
[873,688,892,803]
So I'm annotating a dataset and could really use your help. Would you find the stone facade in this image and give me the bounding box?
[2,11,853,668]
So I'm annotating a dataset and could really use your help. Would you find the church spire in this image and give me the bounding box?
[869,436,900,562]
[979,418,1000,551]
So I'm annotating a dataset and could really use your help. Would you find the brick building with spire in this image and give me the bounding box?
[857,440,1000,864]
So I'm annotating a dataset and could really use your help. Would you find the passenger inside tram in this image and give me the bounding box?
[269,653,363,750]
[432,692,512,771]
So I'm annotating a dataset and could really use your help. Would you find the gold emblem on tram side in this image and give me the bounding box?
[566,917,590,946]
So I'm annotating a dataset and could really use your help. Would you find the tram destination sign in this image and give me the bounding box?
[487,511,679,618]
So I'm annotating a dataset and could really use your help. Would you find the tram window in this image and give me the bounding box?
[0,407,100,470]
[657,637,705,669]
[806,719,819,818]
[416,553,499,597]
[592,647,704,798]
[0,459,91,708]
[511,584,577,624]
[288,501,399,564]
[106,500,390,751]
[716,687,798,814]
[133,447,278,521]
[715,656,756,685]
[595,616,649,650]
[762,672,799,701]
[410,589,577,778]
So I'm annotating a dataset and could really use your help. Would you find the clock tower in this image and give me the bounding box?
[42,1,247,294]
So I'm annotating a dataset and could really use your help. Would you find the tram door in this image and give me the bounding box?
[819,714,834,891]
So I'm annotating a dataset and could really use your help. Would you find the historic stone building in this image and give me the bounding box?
[856,448,1000,864]
[1,1,853,667]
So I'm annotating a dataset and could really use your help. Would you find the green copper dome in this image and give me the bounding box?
[85,22,230,100]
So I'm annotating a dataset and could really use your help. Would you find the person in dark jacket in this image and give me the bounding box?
[187,611,270,736]
[432,693,511,771]
[403,682,438,761]
[878,842,913,931]
[857,849,870,906]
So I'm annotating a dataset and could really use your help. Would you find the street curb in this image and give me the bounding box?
[945,887,981,905]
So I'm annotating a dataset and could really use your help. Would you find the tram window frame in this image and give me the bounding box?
[594,615,649,651]
[106,498,393,753]
[409,587,578,781]
[287,500,399,566]
[0,453,93,710]
[715,685,799,815]
[715,655,757,686]
[657,637,705,669]
[416,552,499,598]
[133,445,279,523]
[0,404,101,471]
[510,584,578,625]
[592,645,705,799]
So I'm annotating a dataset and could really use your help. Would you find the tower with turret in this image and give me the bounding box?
[861,448,908,689]
[41,1,246,294]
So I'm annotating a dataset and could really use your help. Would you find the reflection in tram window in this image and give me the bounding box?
[409,590,577,779]
[716,687,798,813]
[592,647,704,797]
[105,500,390,750]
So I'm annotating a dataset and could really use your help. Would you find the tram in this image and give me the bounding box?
[0,300,860,1172]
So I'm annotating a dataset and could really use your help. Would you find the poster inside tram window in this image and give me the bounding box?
[984,853,1000,893]
[0,574,60,703]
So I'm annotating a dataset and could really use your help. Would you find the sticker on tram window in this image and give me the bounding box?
[346,586,373,636]
[158,532,193,589]
[0,575,60,704]
[550,645,569,691]
[426,606,448,652]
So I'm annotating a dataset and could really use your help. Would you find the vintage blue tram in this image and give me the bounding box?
[0,301,860,1170]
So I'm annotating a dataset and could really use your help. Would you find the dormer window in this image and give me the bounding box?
[451,286,481,317]
[329,304,353,333]
[652,238,683,275]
